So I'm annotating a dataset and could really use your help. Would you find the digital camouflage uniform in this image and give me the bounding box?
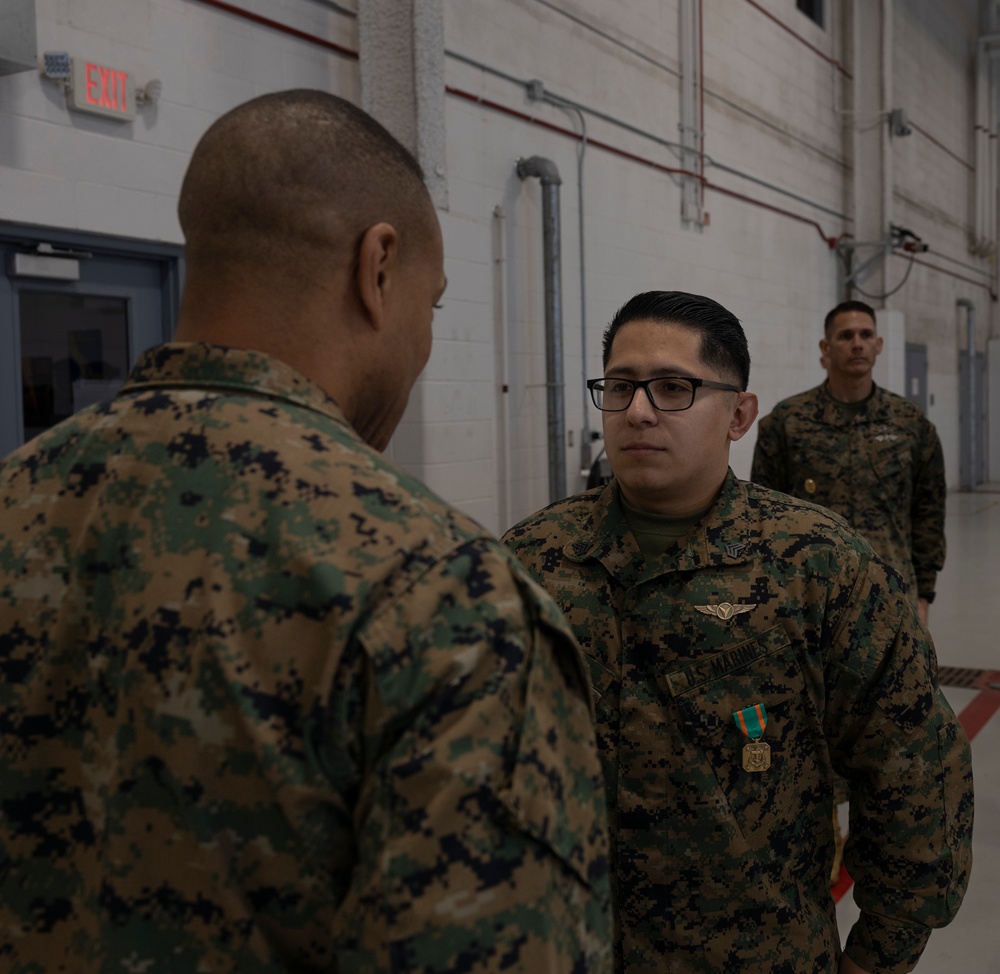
[502,471,973,974]
[751,382,946,602]
[0,343,612,974]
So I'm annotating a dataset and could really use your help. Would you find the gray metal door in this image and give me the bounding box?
[904,342,928,414]
[959,349,987,489]
[0,230,181,458]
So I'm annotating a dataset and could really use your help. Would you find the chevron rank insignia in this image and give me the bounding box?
[695,602,756,620]
[725,541,747,558]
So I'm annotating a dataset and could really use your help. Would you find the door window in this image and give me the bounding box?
[0,230,182,458]
[19,291,130,441]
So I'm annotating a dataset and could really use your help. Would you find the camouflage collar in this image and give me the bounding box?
[563,482,644,582]
[816,381,893,427]
[564,470,754,582]
[120,342,347,424]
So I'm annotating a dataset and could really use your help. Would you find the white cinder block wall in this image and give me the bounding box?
[0,0,359,240]
[1,0,991,537]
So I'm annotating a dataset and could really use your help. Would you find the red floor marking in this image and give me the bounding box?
[832,681,1000,903]
[956,678,1000,741]
[831,863,854,902]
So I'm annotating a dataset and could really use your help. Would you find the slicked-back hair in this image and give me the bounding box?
[178,89,432,281]
[824,300,877,335]
[602,291,750,390]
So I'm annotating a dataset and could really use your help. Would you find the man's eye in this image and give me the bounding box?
[653,379,692,395]
[607,381,633,394]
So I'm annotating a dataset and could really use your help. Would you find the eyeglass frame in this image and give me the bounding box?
[586,374,743,412]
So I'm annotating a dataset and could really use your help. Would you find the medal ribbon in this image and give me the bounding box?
[733,703,768,740]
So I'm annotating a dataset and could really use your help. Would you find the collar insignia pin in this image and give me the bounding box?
[725,541,747,558]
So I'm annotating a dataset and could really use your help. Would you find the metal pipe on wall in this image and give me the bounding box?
[679,0,704,226]
[492,204,512,530]
[529,83,594,477]
[516,155,566,503]
[881,0,894,274]
[974,37,1000,256]
[958,298,976,490]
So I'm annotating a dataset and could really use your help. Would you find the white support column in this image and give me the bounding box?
[358,0,448,209]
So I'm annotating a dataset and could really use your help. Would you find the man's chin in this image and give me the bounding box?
[618,476,676,501]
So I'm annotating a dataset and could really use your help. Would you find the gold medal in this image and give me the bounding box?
[804,477,817,495]
[743,740,771,772]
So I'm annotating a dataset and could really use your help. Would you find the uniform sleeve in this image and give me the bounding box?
[909,420,946,597]
[334,537,612,973]
[824,554,973,974]
[750,412,789,491]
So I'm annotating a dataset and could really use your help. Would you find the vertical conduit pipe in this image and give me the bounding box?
[492,204,512,530]
[517,155,566,503]
[958,299,976,490]
[881,0,893,262]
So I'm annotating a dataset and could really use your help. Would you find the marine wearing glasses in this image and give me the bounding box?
[587,375,741,412]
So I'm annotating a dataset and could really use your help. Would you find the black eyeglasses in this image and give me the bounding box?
[587,375,742,412]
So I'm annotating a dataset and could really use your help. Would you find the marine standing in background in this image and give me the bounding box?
[0,90,611,974]
[503,291,973,974]
[751,299,946,626]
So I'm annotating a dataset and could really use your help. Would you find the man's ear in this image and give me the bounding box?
[355,222,400,331]
[818,336,831,370]
[728,391,759,442]
[874,334,884,356]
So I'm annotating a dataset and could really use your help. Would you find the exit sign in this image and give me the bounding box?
[69,58,136,121]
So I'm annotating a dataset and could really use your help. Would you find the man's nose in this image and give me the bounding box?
[626,386,657,422]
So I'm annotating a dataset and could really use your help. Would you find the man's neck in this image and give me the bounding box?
[618,475,726,518]
[825,374,874,404]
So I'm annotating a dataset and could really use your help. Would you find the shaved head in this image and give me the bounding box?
[178,89,434,285]
[174,90,446,446]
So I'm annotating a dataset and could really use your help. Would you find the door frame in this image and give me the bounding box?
[0,221,184,332]
[0,222,184,456]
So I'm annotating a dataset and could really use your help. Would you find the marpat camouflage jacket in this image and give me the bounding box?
[0,342,612,974]
[502,471,972,974]
[751,382,946,601]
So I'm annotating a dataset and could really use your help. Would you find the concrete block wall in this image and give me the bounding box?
[0,0,358,241]
[434,0,987,530]
[439,0,859,528]
[0,0,990,535]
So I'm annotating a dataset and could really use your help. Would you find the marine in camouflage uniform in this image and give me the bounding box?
[751,300,945,612]
[751,381,946,604]
[0,342,612,973]
[503,470,972,974]
[504,291,972,974]
[0,91,612,974]
[751,304,947,888]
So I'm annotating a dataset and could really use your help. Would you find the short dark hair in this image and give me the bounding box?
[824,300,876,335]
[601,291,750,390]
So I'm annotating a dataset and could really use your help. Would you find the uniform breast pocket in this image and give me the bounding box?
[585,654,617,717]
[870,434,912,497]
[665,625,816,842]
[787,443,842,506]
